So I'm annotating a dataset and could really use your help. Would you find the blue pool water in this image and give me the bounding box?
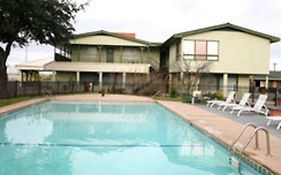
[0,101,262,175]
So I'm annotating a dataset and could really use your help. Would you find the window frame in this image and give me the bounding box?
[182,39,219,61]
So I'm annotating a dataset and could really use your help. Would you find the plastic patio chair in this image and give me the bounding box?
[206,91,235,109]
[235,94,269,117]
[219,92,251,112]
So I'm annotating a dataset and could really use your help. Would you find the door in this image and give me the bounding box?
[106,48,114,63]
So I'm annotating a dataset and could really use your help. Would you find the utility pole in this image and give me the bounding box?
[273,63,277,72]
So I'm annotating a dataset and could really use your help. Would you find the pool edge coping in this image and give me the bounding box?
[0,98,49,116]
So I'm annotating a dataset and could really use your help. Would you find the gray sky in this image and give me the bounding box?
[7,0,281,73]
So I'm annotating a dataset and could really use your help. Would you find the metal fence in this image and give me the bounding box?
[0,81,278,104]
[0,81,163,98]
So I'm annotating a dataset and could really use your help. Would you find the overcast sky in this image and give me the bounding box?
[7,0,281,73]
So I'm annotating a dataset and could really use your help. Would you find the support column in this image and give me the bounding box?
[31,71,34,81]
[52,71,56,82]
[29,71,32,81]
[265,75,269,90]
[223,73,228,97]
[122,72,126,89]
[20,71,23,82]
[29,72,32,81]
[26,72,29,82]
[180,72,184,82]
[99,72,103,90]
[180,72,184,94]
[25,72,28,82]
[76,71,80,82]
[147,72,150,82]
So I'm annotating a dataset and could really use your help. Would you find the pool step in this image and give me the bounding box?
[229,156,240,170]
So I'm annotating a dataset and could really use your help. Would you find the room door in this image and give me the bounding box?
[106,48,114,63]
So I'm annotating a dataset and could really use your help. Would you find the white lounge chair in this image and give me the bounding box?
[266,116,281,130]
[206,91,235,108]
[219,93,250,112]
[235,94,269,117]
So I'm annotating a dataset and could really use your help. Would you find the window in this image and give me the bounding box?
[195,41,207,60]
[80,46,98,61]
[207,41,219,60]
[182,40,219,60]
[182,40,195,60]
[123,48,141,63]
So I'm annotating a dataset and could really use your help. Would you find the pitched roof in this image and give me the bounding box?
[16,57,54,71]
[163,23,280,46]
[71,30,160,47]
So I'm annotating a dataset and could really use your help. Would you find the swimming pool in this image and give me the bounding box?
[0,101,263,175]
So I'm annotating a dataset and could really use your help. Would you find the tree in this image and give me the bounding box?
[0,0,87,84]
[170,59,212,93]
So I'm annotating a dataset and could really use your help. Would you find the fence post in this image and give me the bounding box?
[57,81,60,94]
[77,81,80,93]
[38,81,41,96]
[14,81,18,97]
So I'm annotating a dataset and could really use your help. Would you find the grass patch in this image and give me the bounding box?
[0,96,35,107]
[153,96,182,102]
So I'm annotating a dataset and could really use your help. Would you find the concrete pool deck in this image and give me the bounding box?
[0,94,280,174]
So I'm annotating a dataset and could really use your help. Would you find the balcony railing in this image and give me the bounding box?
[54,53,71,62]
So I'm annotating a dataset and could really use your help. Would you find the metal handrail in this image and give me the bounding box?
[228,124,271,172]
[152,90,161,98]
[239,127,271,156]
[44,89,53,97]
[229,123,258,152]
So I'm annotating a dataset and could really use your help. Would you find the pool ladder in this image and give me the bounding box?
[228,123,271,172]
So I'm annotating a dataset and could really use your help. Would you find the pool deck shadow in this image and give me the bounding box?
[0,94,280,174]
[158,101,281,175]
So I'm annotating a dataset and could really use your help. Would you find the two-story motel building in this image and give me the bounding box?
[16,23,279,94]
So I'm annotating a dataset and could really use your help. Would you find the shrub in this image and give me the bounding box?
[170,88,178,98]
[214,91,224,100]
[182,93,193,103]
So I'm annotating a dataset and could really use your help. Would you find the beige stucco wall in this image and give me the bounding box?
[169,43,177,70]
[69,35,147,47]
[149,47,160,71]
[56,72,76,81]
[238,75,250,87]
[170,30,270,75]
